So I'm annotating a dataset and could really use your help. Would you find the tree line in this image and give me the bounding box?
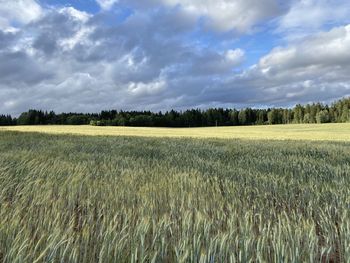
[1,97,349,127]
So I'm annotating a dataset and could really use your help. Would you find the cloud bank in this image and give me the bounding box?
[0,0,349,115]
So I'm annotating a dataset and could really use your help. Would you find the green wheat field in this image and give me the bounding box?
[0,125,350,262]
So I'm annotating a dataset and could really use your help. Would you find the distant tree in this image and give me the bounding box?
[316,110,330,124]
[4,97,350,128]
[238,108,256,125]
[47,111,57,124]
[303,113,311,124]
[113,115,126,126]
[309,104,318,123]
[96,120,106,126]
[229,110,239,125]
[341,104,349,122]
[282,109,292,124]
[90,120,97,126]
[182,109,202,127]
[17,112,30,125]
[129,115,153,127]
[66,115,88,125]
[0,115,13,126]
[268,109,279,125]
[293,104,304,124]
[238,109,248,125]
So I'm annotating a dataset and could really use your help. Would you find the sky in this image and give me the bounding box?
[1,0,350,115]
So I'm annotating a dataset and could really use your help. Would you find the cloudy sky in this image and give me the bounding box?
[1,0,350,115]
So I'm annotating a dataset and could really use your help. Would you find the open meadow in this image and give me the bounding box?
[0,125,350,262]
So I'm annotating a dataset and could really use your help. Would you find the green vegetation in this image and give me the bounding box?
[1,97,350,127]
[1,131,349,262]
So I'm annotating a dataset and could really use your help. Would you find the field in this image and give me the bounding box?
[0,126,350,262]
[1,123,350,141]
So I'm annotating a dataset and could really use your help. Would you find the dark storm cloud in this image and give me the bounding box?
[0,30,18,49]
[0,51,52,85]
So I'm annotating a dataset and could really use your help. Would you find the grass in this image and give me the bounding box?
[1,122,350,141]
[0,130,349,262]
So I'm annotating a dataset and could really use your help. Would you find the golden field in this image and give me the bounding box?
[1,123,350,141]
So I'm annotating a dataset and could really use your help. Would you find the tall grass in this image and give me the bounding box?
[0,131,349,262]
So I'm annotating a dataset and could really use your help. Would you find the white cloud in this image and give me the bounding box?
[228,24,350,105]
[225,49,245,65]
[58,8,93,51]
[0,0,42,30]
[128,79,167,97]
[96,0,119,10]
[278,0,350,37]
[59,7,91,23]
[96,0,282,32]
[259,24,350,74]
[156,0,282,32]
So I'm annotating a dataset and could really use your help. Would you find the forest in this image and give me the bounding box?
[1,97,349,127]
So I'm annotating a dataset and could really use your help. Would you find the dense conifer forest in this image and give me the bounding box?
[1,97,349,127]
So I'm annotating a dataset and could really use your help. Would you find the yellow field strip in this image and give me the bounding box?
[1,123,350,141]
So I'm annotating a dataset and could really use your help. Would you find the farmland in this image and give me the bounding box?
[0,127,350,262]
[1,122,350,141]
